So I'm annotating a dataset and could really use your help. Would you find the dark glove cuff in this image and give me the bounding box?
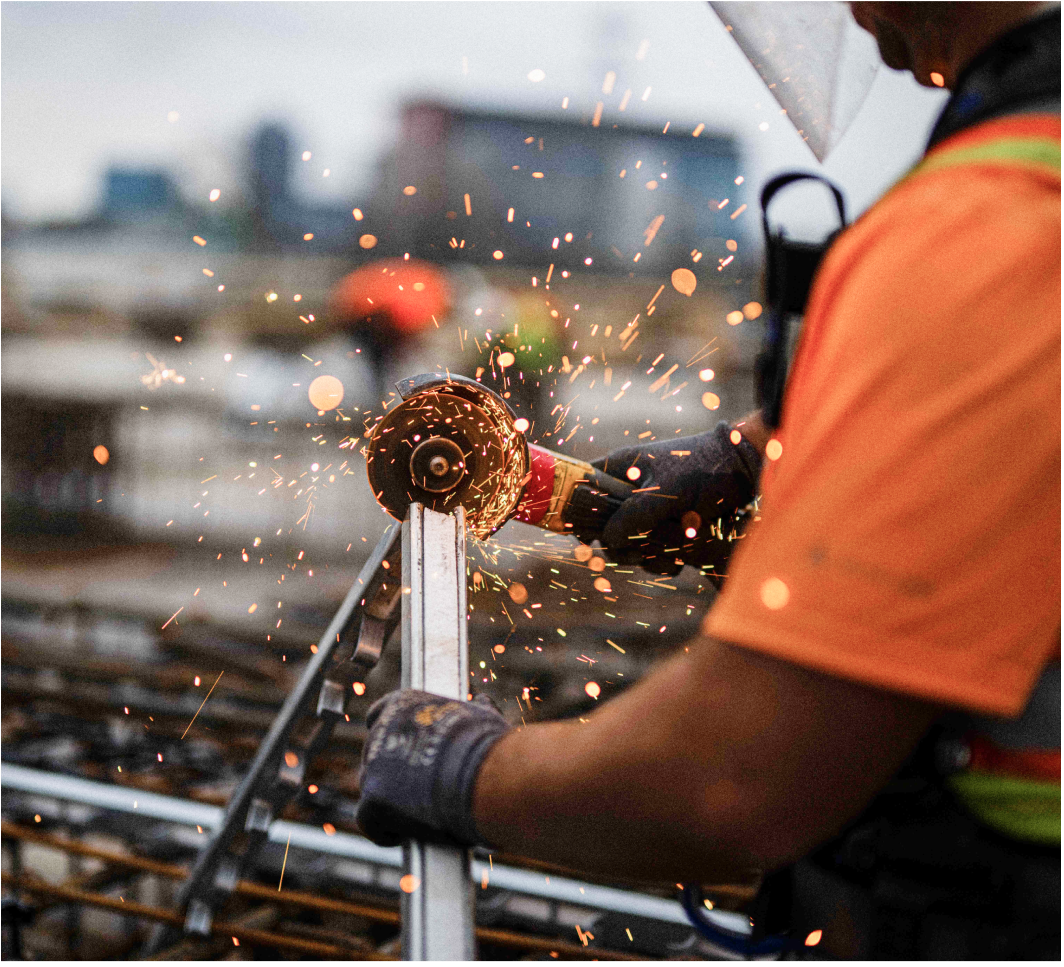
[435,723,510,847]
[711,420,762,502]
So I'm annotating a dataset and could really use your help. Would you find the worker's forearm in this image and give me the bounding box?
[472,642,760,884]
[472,633,938,886]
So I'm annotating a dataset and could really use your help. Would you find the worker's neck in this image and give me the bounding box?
[943,2,1056,88]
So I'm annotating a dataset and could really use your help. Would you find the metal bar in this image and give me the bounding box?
[0,763,691,926]
[144,521,402,950]
[401,503,475,961]
[0,822,645,962]
[1,871,395,960]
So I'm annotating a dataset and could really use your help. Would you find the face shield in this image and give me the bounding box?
[710,1,882,161]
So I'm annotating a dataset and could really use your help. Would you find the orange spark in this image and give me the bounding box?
[181,670,224,739]
[278,835,291,891]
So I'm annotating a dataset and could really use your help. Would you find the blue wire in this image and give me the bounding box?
[681,885,791,957]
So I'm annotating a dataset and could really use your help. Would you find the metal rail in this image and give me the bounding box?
[401,504,474,960]
[1,510,717,960]
[0,763,692,927]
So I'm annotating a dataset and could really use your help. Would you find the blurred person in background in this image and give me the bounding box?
[328,257,451,403]
[356,2,1060,958]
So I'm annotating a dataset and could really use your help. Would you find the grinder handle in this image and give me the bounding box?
[585,466,634,501]
[562,465,634,539]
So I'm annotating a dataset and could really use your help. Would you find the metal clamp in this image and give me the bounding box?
[143,521,403,954]
[145,505,476,960]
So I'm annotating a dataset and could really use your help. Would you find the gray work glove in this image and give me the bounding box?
[355,690,510,848]
[588,421,762,578]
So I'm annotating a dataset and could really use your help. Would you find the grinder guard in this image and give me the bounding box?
[367,374,630,540]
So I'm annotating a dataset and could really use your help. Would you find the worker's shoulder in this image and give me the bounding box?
[863,158,1056,262]
[813,160,1060,322]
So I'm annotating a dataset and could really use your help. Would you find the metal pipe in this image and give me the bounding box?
[0,763,690,927]
[401,503,475,960]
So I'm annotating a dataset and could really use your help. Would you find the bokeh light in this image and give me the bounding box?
[670,267,697,296]
[308,375,344,411]
[760,577,790,610]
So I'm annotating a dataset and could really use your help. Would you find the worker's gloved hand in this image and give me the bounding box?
[588,422,762,577]
[356,690,511,848]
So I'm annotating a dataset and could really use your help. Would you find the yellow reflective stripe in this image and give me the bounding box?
[915,136,1061,178]
[949,770,1061,846]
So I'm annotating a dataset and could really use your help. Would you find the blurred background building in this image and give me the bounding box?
[1,2,948,959]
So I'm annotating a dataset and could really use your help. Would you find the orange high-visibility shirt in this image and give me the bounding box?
[706,119,1061,717]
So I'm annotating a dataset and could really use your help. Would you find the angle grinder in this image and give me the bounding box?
[366,373,632,539]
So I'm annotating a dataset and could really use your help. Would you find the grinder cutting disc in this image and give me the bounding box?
[366,382,528,538]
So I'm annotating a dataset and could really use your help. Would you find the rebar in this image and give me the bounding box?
[1,821,647,961]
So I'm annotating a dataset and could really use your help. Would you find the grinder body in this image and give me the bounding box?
[366,373,630,539]
[514,443,631,535]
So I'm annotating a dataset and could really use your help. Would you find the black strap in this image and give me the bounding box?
[760,172,846,241]
[756,172,848,429]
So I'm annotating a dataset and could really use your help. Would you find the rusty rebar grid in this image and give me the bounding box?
[1,870,396,960]
[1,822,647,961]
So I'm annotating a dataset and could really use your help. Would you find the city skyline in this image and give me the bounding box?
[2,2,948,227]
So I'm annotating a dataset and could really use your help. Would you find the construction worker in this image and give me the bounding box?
[356,4,1060,957]
[328,257,451,402]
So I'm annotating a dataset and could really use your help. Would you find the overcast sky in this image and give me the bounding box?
[2,1,948,225]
